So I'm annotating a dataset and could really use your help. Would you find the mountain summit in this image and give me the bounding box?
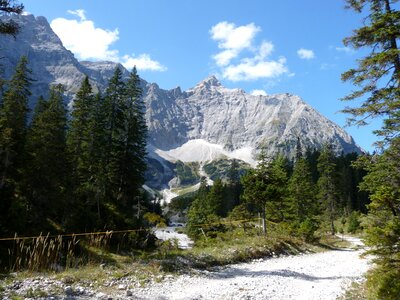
[0,14,362,188]
[144,77,361,163]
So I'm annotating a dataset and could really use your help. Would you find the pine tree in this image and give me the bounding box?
[288,157,318,222]
[266,156,290,222]
[186,178,216,238]
[355,138,400,298]
[0,0,24,36]
[317,145,339,235]
[120,67,147,205]
[341,0,400,144]
[24,85,69,230]
[206,178,225,216]
[99,66,148,228]
[67,76,95,185]
[241,151,271,234]
[0,56,31,232]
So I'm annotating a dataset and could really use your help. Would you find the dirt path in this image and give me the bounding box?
[131,237,371,300]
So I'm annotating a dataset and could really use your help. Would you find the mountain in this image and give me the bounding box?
[0,14,130,108]
[0,14,362,190]
[145,75,361,162]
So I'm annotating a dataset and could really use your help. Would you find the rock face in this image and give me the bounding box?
[0,14,362,188]
[144,75,361,158]
[0,14,128,109]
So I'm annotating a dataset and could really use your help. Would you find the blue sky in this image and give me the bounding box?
[22,0,384,152]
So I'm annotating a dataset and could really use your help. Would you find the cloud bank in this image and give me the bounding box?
[210,21,288,82]
[51,10,166,72]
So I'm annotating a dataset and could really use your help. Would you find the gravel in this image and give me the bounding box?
[129,236,372,300]
[0,236,372,300]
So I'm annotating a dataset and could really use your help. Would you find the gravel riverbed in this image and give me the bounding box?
[1,236,372,300]
[131,236,371,300]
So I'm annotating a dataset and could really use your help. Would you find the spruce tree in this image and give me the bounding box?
[317,145,339,235]
[341,0,400,144]
[103,67,127,204]
[288,157,318,222]
[24,85,69,230]
[241,151,270,234]
[0,56,31,232]
[263,156,289,223]
[67,76,95,185]
[120,67,147,205]
[0,0,24,36]
[355,138,400,298]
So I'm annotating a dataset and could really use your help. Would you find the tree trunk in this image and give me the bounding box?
[262,206,267,235]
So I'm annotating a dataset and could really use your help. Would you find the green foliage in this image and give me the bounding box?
[23,84,69,230]
[143,212,166,228]
[347,211,361,233]
[367,263,400,300]
[0,0,24,36]
[342,0,400,144]
[241,153,289,234]
[203,159,250,181]
[287,157,318,221]
[355,140,400,297]
[0,56,32,234]
[317,145,339,235]
[297,218,319,242]
[175,161,199,185]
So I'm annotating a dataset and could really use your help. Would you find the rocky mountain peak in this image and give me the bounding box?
[195,75,222,89]
[0,14,363,187]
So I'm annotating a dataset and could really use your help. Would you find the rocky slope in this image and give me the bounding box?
[0,14,362,189]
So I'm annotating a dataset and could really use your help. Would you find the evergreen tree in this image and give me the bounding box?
[0,56,31,232]
[341,0,400,144]
[97,66,148,228]
[241,151,270,234]
[24,85,69,230]
[264,155,289,223]
[186,178,217,238]
[317,145,339,235]
[355,138,400,298]
[206,178,225,216]
[67,76,95,186]
[120,67,147,205]
[0,0,24,36]
[65,77,106,229]
[287,157,318,223]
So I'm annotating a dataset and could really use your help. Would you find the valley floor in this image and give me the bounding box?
[131,236,371,300]
[0,236,372,300]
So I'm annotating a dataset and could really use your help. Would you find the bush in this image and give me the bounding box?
[367,265,400,300]
[347,211,361,233]
[298,218,319,242]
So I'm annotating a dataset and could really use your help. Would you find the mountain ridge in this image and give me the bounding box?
[0,14,362,189]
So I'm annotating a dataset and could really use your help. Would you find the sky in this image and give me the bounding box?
[21,0,388,152]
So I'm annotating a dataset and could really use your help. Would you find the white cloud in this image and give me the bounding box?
[122,54,167,72]
[223,57,288,81]
[251,89,267,96]
[67,9,86,21]
[213,49,239,67]
[210,21,260,66]
[297,48,315,60]
[257,41,274,59]
[210,21,260,51]
[50,10,166,72]
[210,22,289,82]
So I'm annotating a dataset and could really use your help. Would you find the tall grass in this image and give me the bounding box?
[6,232,115,272]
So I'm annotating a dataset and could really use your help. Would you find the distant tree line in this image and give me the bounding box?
[0,56,153,243]
[186,145,368,241]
